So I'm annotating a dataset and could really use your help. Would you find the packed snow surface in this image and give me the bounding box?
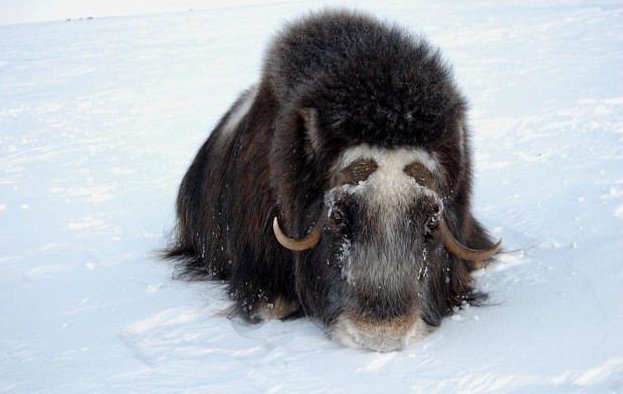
[1,1,622,392]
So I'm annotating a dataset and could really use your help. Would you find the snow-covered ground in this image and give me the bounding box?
[1,1,622,392]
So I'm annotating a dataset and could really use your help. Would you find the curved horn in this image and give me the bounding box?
[273,217,322,251]
[438,219,502,262]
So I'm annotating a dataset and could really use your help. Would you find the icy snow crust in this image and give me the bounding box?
[1,1,622,392]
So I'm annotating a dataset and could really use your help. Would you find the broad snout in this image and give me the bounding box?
[330,309,430,352]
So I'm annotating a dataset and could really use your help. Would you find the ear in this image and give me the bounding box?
[296,108,321,159]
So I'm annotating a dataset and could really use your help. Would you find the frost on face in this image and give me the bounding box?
[324,184,360,285]
[418,257,429,281]
[339,237,353,285]
[416,243,430,282]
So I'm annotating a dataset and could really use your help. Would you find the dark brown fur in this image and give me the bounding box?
[164,10,497,341]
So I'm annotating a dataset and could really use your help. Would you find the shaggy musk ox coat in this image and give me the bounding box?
[165,10,501,351]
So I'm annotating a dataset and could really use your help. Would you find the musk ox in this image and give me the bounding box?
[164,10,501,351]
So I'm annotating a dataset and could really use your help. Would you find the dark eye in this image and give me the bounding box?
[426,215,438,231]
[426,204,441,232]
[328,208,348,233]
[330,209,343,224]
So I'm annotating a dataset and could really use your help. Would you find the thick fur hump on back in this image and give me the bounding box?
[263,10,466,149]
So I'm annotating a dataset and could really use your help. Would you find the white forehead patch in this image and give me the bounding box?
[332,144,441,209]
[336,145,439,176]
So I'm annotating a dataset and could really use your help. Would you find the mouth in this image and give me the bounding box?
[329,309,431,352]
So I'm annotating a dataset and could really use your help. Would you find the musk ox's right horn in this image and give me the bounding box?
[273,217,322,251]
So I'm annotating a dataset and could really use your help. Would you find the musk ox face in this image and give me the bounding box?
[165,10,501,352]
[322,147,445,350]
[272,134,499,351]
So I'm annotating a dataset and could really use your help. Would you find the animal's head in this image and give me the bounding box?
[271,136,500,351]
[266,15,500,351]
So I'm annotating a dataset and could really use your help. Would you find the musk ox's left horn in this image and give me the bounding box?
[273,217,322,251]
[438,219,502,262]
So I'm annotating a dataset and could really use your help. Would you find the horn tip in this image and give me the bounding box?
[493,238,503,253]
